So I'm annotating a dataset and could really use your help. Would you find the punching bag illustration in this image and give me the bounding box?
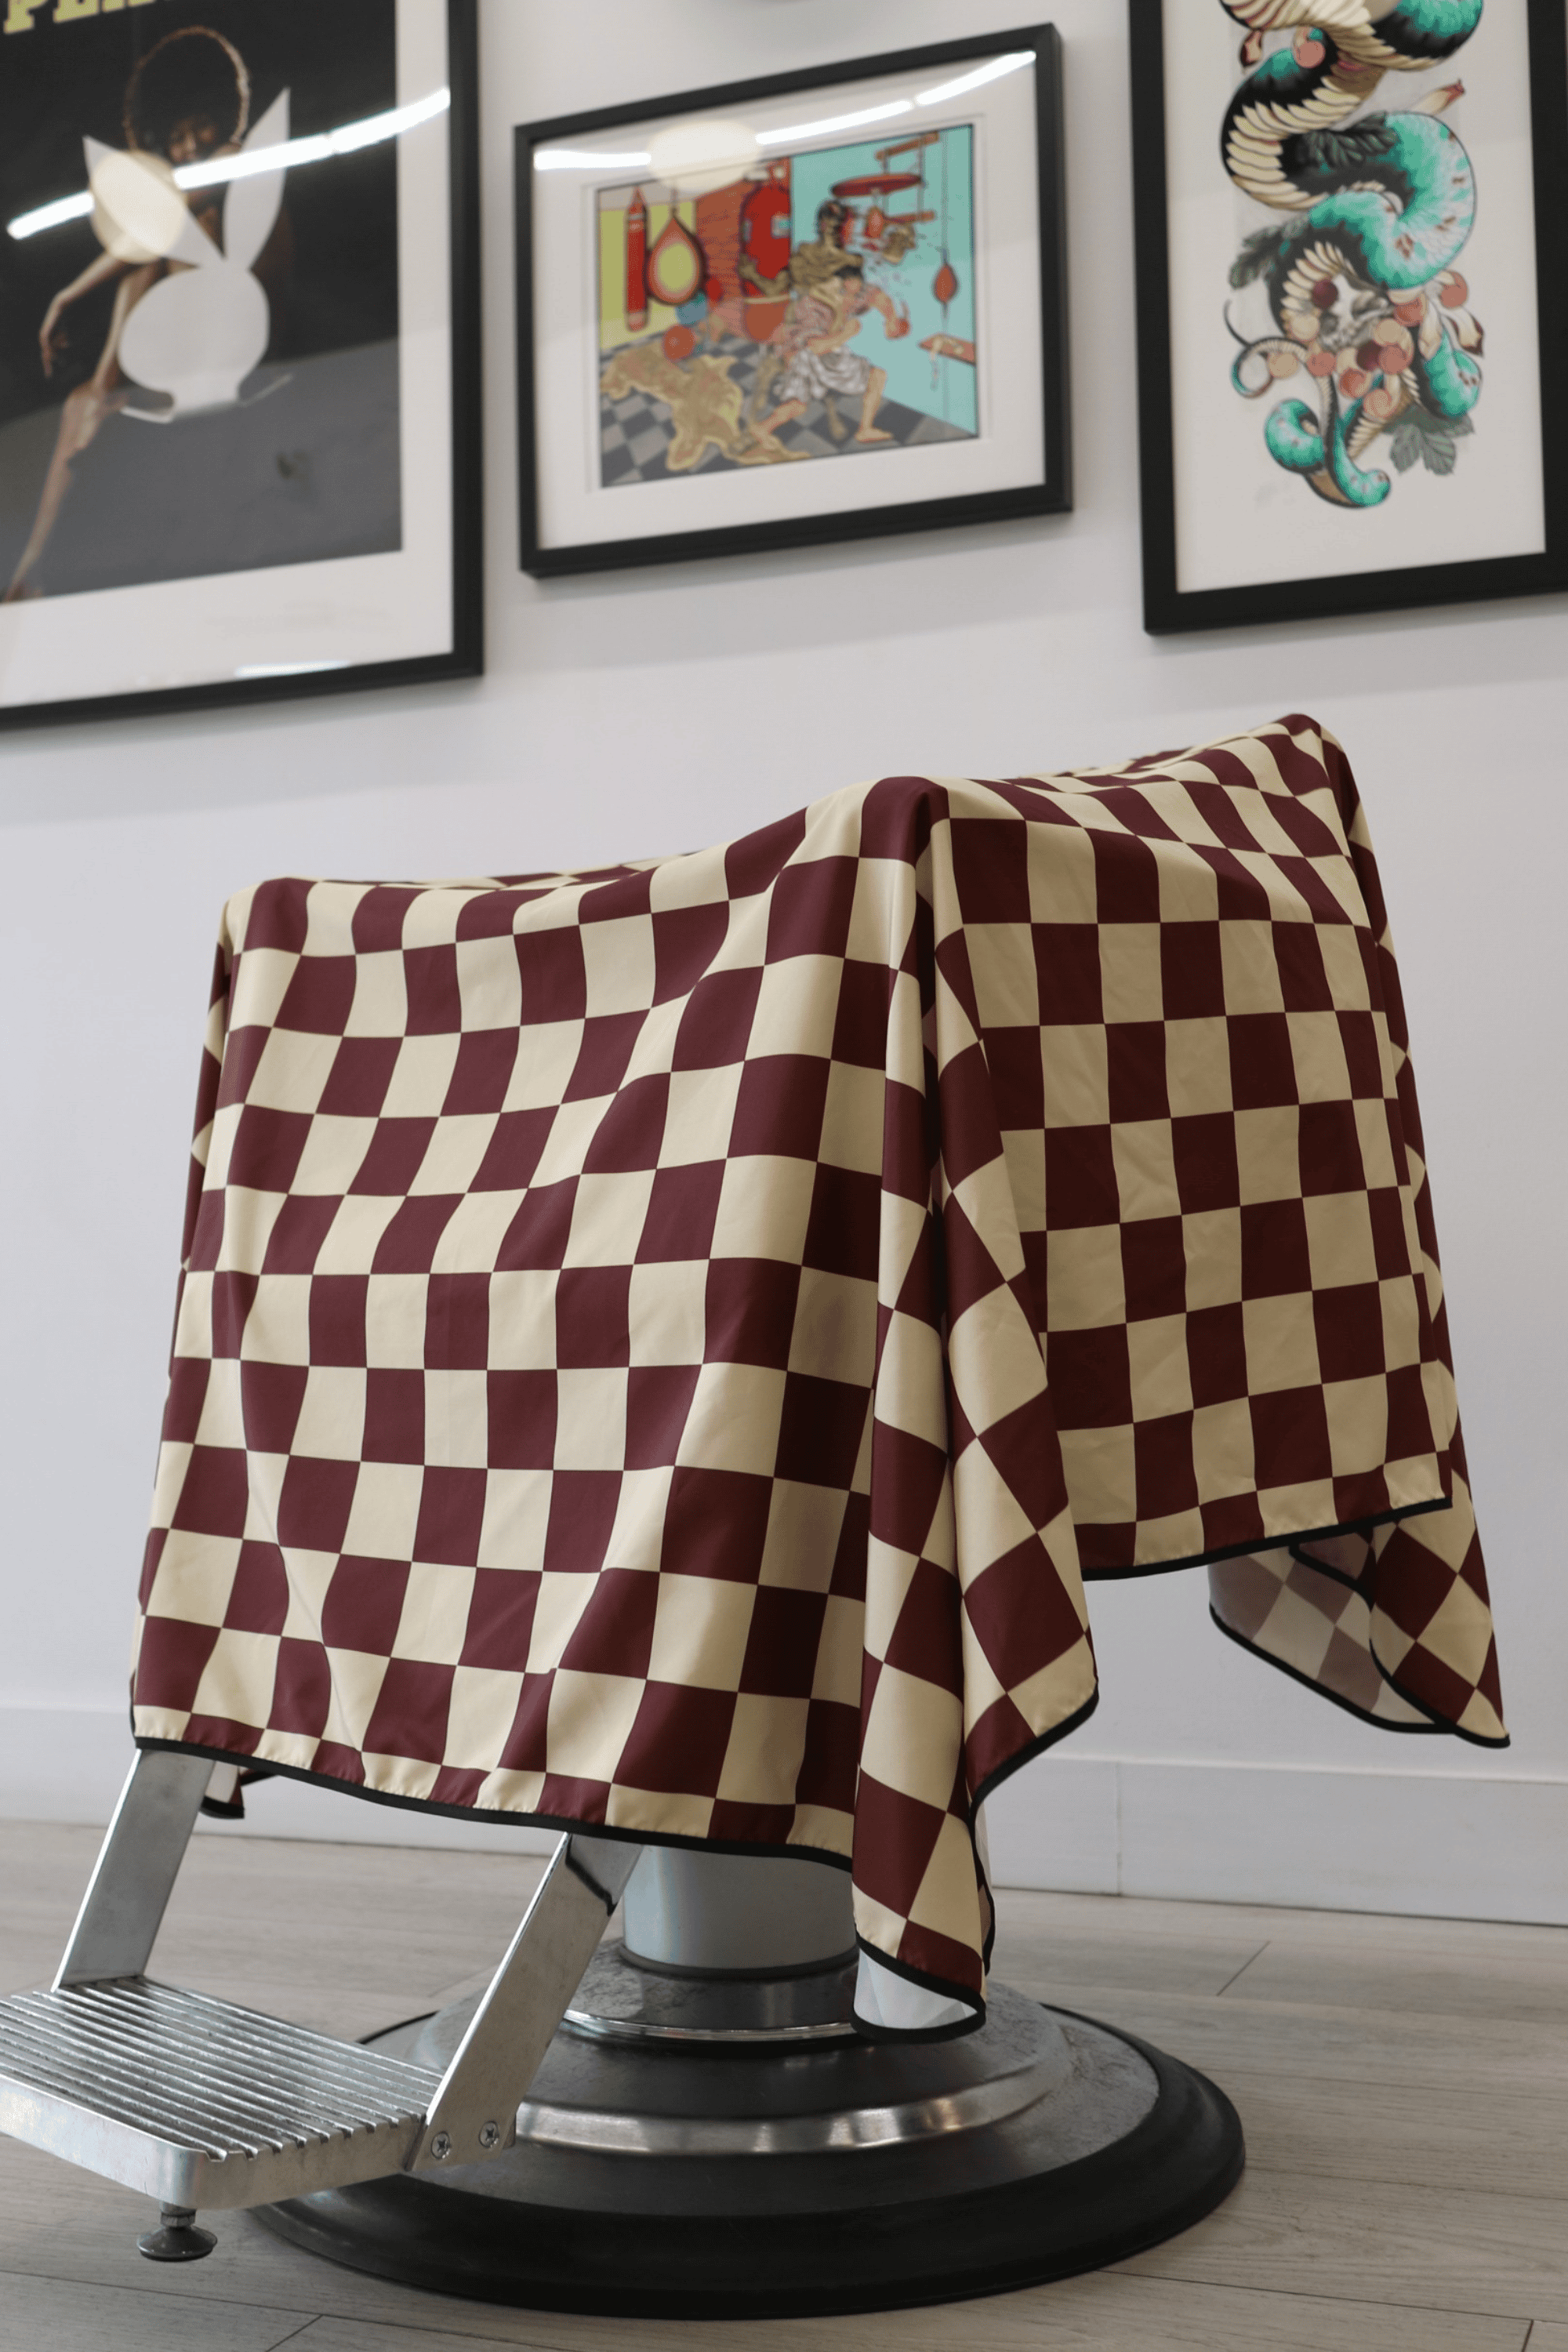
[626,189,648,332]
[646,210,706,309]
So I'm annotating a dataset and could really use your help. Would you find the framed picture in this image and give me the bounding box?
[515,27,1069,577]
[0,0,480,730]
[1130,0,1568,633]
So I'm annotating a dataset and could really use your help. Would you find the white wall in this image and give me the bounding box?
[2,0,1564,1921]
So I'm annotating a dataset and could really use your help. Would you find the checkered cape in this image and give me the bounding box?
[131,717,1504,2027]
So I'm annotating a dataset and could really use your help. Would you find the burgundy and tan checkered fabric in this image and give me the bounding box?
[130,716,1504,2026]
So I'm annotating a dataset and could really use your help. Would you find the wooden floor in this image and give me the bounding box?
[2,1822,1566,2351]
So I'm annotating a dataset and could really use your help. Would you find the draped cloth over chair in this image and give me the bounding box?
[131,717,1505,2034]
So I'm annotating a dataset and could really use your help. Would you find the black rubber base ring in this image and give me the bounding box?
[252,2016,1244,2319]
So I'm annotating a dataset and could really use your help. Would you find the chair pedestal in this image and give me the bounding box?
[255,1849,1243,2318]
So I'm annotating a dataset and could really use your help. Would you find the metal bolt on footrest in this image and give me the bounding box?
[137,2205,216,2262]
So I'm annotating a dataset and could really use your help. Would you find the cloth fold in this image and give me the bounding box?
[131,715,1504,2034]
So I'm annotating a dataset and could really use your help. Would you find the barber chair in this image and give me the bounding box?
[2,717,1501,2312]
[0,1748,1237,2313]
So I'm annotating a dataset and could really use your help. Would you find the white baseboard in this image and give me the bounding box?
[982,1752,1568,1926]
[0,1704,556,1854]
[5,1705,1565,1920]
[0,1706,132,1828]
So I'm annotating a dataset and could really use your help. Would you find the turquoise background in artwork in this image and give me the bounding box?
[787,125,978,436]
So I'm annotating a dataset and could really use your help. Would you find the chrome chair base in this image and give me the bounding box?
[254,1946,1244,2318]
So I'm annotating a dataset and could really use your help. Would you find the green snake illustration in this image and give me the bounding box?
[1220,2,1484,507]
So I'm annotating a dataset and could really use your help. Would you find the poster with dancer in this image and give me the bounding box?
[0,0,478,725]
[519,33,1069,575]
[0,0,399,602]
[1130,0,1568,630]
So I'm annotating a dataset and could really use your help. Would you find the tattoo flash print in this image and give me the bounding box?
[1221,0,1485,509]
[594,125,978,488]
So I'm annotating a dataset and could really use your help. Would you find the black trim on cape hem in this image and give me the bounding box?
[1207,1606,1441,1737]
[143,1736,991,2044]
[1365,1638,1510,1750]
[1284,1538,1366,1596]
[971,1684,1100,1811]
[134,1481,1496,2042]
[140,1684,1107,2045]
[1079,1492,1451,1582]
[849,1936,984,2045]
[135,1740,858,1870]
[1207,1606,1509,1749]
[970,1689,1102,1977]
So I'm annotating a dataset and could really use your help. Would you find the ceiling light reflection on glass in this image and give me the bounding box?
[235,659,351,680]
[534,147,653,173]
[645,118,760,196]
[529,51,1037,179]
[757,101,913,147]
[7,86,449,242]
[915,52,1035,107]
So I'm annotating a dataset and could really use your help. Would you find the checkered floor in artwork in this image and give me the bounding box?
[598,332,972,486]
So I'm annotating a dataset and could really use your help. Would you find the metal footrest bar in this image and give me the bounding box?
[0,1977,439,2211]
[0,1755,645,2261]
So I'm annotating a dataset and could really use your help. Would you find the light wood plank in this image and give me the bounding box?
[275,2321,558,2352]
[1218,1939,1568,2025]
[994,1885,1271,1948]
[0,1820,550,2039]
[157,1835,549,2006]
[0,2122,1541,2349]
[1022,1980,1568,2095]
[11,1828,1559,1970]
[0,1930,73,1998]
[278,2272,1532,2352]
[1218,2067,1568,2199]
[2,1826,1563,2343]
[993,1885,1568,1966]
[278,2323,565,2352]
[0,1823,103,1919]
[992,1940,1268,2005]
[0,2136,655,2346]
[1118,2165,1568,2323]
[0,2270,307,2351]
[1229,1908,1568,1968]
[0,1820,546,1962]
[987,1899,1267,1996]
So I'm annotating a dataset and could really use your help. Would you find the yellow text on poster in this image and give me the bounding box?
[5,0,158,31]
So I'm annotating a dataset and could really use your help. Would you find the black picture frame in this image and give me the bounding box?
[516,27,1070,579]
[1129,0,1568,634]
[0,0,481,731]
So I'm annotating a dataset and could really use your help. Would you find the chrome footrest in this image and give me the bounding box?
[0,1978,439,2211]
